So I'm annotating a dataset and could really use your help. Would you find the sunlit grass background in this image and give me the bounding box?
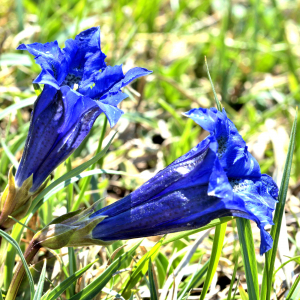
[1,0,300,299]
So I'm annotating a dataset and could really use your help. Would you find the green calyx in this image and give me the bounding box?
[0,168,48,229]
[33,199,110,249]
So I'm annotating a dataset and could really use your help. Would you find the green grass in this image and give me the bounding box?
[1,0,300,299]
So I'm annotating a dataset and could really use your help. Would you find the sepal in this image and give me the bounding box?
[0,168,32,229]
[33,199,110,249]
[0,168,50,229]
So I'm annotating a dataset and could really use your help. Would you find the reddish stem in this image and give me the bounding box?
[5,239,41,300]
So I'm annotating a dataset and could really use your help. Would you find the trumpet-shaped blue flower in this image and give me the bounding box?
[15,27,151,192]
[91,107,278,255]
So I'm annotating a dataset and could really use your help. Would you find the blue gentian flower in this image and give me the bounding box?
[91,107,278,255]
[15,27,151,192]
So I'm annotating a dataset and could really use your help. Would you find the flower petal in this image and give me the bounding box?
[15,89,66,188]
[229,177,278,254]
[96,101,124,128]
[185,107,261,179]
[91,138,211,219]
[78,65,124,99]
[30,88,101,192]
[70,27,107,81]
[17,39,77,88]
[108,67,152,94]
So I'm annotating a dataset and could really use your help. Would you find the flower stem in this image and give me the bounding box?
[5,240,41,300]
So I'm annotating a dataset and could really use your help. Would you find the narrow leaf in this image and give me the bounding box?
[33,259,47,300]
[69,241,141,300]
[121,237,165,298]
[42,260,97,300]
[199,223,227,300]
[263,108,297,300]
[286,274,300,300]
[1,140,19,169]
[227,257,239,300]
[177,259,209,300]
[236,218,259,300]
[0,229,35,298]
[148,259,158,300]
[0,97,35,120]
[238,285,249,300]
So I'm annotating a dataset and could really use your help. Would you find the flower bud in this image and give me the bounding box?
[33,200,109,249]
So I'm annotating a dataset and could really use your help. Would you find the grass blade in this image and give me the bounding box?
[199,223,227,300]
[227,257,239,300]
[286,275,300,300]
[69,241,141,300]
[148,258,158,300]
[121,237,165,298]
[33,259,47,300]
[263,108,298,300]
[0,97,35,120]
[1,140,19,169]
[238,285,249,300]
[0,229,35,299]
[205,57,222,111]
[177,260,209,300]
[42,260,97,300]
[236,218,259,300]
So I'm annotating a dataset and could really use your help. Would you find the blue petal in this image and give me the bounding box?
[17,39,77,88]
[185,107,261,179]
[92,186,222,241]
[78,65,124,99]
[208,156,233,199]
[30,87,101,191]
[96,101,124,128]
[69,27,107,81]
[99,90,128,107]
[31,85,58,123]
[15,88,66,188]
[108,67,153,94]
[79,66,152,100]
[229,177,277,254]
[91,138,211,219]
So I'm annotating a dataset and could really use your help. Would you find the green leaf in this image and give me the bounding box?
[1,140,19,169]
[121,237,165,298]
[273,255,300,278]
[33,259,47,300]
[0,97,35,120]
[67,247,76,297]
[0,229,35,299]
[177,260,209,300]
[162,217,234,245]
[286,274,300,300]
[227,257,239,300]
[262,108,298,300]
[42,260,97,300]
[199,223,227,300]
[3,222,24,290]
[236,218,259,300]
[205,57,222,111]
[148,258,158,300]
[238,285,249,300]
[155,252,170,288]
[69,241,141,300]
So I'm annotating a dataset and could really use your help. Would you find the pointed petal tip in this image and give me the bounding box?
[16,44,27,50]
